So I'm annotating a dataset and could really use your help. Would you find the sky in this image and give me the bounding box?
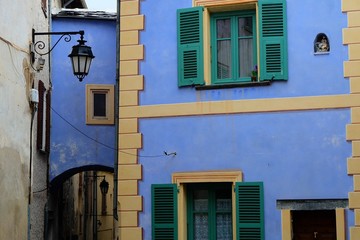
[85,0,117,12]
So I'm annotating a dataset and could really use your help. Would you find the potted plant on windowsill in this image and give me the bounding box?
[251,65,258,82]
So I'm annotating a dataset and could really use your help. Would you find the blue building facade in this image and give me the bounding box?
[50,13,116,185]
[118,0,356,239]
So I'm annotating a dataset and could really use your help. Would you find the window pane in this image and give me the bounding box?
[216,213,232,240]
[238,17,254,78]
[217,40,231,79]
[194,213,209,240]
[217,18,231,38]
[194,190,208,212]
[239,39,253,77]
[216,18,231,79]
[238,17,253,37]
[93,93,106,117]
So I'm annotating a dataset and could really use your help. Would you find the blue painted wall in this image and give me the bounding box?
[137,0,353,239]
[139,0,348,105]
[50,17,116,182]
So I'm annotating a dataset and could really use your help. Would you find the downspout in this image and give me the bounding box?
[113,0,120,238]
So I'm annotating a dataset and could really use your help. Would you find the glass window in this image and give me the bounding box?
[212,11,257,84]
[187,183,232,240]
[86,84,115,125]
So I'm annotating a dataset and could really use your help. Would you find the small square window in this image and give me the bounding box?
[86,84,114,125]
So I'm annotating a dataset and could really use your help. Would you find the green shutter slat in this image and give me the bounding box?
[259,0,288,81]
[152,184,178,240]
[236,182,264,240]
[177,7,204,87]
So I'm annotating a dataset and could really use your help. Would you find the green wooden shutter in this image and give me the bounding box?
[177,7,204,87]
[259,0,288,81]
[235,182,264,240]
[152,184,178,240]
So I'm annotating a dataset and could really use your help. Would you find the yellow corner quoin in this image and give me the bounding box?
[119,133,142,149]
[120,15,144,31]
[120,30,140,46]
[121,0,140,16]
[118,164,142,180]
[119,90,139,107]
[348,157,360,175]
[119,75,144,91]
[118,149,138,164]
[119,118,138,133]
[348,12,360,27]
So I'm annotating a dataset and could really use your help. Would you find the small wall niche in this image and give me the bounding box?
[314,33,330,54]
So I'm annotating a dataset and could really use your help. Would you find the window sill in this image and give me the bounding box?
[195,81,271,90]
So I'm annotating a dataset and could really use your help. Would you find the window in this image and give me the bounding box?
[187,183,233,240]
[86,85,115,125]
[152,172,264,240]
[212,11,257,84]
[177,0,288,87]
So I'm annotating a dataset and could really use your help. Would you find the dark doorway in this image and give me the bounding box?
[292,210,336,240]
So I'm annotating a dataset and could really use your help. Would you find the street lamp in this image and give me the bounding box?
[31,29,95,82]
[99,178,109,195]
[99,178,109,215]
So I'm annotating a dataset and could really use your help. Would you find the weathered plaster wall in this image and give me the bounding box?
[0,0,51,239]
[50,17,116,181]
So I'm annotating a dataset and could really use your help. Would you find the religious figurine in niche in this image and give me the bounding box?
[314,34,330,53]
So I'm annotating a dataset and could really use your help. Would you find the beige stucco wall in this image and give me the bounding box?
[0,0,52,238]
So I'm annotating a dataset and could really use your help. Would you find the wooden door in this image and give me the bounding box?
[292,210,336,240]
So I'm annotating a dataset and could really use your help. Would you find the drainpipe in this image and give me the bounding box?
[113,0,120,239]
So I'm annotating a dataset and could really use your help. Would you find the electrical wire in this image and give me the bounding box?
[50,105,170,158]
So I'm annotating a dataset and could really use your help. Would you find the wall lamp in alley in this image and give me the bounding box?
[31,29,95,82]
[99,178,109,215]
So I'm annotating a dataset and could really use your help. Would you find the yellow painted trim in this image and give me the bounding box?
[349,192,360,209]
[336,208,346,240]
[118,149,138,164]
[119,227,142,240]
[121,0,139,16]
[119,133,142,149]
[352,107,360,123]
[172,170,242,240]
[281,209,292,240]
[119,211,138,227]
[352,141,360,156]
[348,12,360,27]
[120,94,359,119]
[194,0,257,7]
[355,209,360,226]
[120,45,144,60]
[348,157,360,175]
[343,28,360,45]
[85,84,115,125]
[350,226,360,239]
[350,77,360,94]
[120,60,138,76]
[172,170,243,184]
[120,30,139,46]
[118,196,142,211]
[344,61,360,77]
[354,175,360,192]
[119,118,138,133]
[118,164,142,180]
[349,44,360,61]
[120,15,144,31]
[120,75,144,91]
[347,124,360,140]
[118,180,138,195]
[342,0,360,12]
[119,90,139,106]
